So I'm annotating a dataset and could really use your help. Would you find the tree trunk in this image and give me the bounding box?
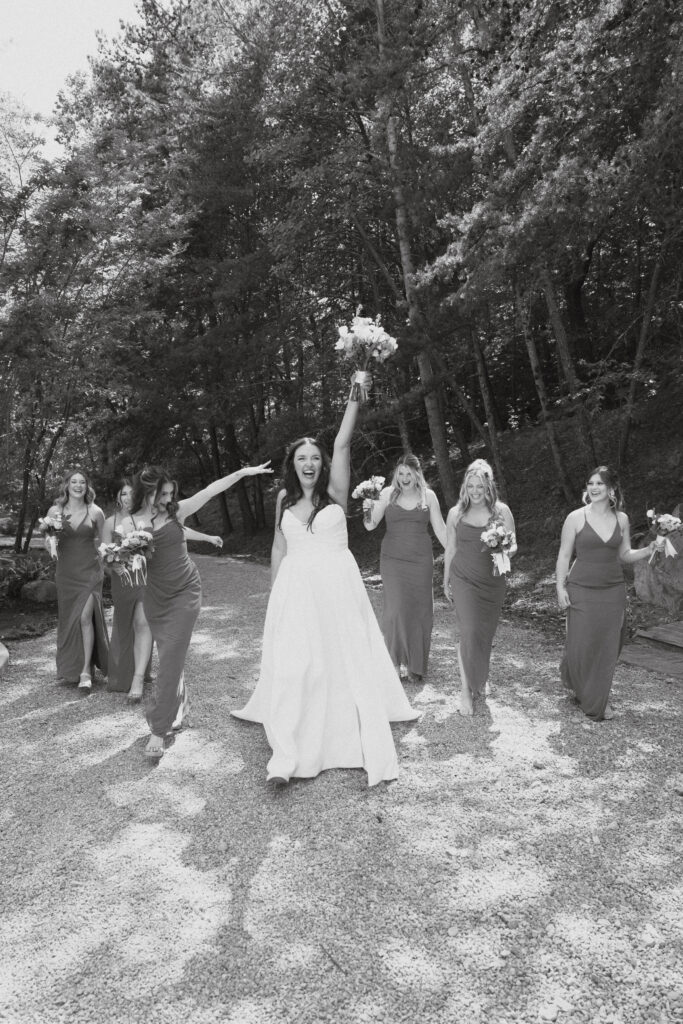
[618,251,664,465]
[515,285,575,505]
[224,421,257,535]
[470,330,507,498]
[209,420,234,536]
[376,0,457,508]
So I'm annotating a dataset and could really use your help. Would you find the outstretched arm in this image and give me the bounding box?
[177,462,272,520]
[183,526,223,549]
[328,383,366,511]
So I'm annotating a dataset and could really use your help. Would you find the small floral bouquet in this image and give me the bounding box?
[351,476,386,525]
[481,520,514,576]
[335,312,398,401]
[38,512,69,559]
[646,508,682,563]
[99,530,154,586]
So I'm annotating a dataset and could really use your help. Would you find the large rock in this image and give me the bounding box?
[634,533,683,614]
[21,580,58,605]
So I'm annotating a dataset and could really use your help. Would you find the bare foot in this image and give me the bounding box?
[458,689,474,716]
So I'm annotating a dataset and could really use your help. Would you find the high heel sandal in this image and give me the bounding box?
[127,674,145,704]
[144,735,164,760]
[78,673,92,692]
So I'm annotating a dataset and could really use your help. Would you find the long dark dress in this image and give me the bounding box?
[450,519,506,695]
[56,516,109,682]
[143,520,201,737]
[561,514,626,720]
[106,517,147,693]
[380,504,434,677]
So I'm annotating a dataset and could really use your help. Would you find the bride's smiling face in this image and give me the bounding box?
[294,443,323,489]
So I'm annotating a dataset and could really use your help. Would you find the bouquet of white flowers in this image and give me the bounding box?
[646,508,682,563]
[481,520,514,576]
[335,313,397,401]
[99,529,154,586]
[351,476,386,525]
[38,512,69,560]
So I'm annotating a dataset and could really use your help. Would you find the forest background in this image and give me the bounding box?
[1,0,681,576]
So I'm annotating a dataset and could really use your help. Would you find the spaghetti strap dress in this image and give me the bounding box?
[55,515,109,682]
[143,520,202,736]
[561,513,626,720]
[107,513,147,693]
[233,504,418,786]
[380,504,434,677]
[449,519,506,695]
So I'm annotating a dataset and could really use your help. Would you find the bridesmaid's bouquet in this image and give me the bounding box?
[646,508,682,563]
[38,512,69,560]
[352,476,385,525]
[99,530,154,586]
[481,521,514,576]
[335,312,397,401]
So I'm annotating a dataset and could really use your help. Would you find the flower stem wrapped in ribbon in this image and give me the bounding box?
[38,512,69,560]
[99,530,154,586]
[351,476,385,525]
[481,520,514,576]
[646,508,683,564]
[335,313,398,402]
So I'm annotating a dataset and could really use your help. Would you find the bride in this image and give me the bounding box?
[233,372,418,786]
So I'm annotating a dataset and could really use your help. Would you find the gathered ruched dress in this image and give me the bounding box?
[107,517,147,693]
[233,503,418,786]
[56,516,109,681]
[561,514,626,720]
[143,520,201,736]
[450,518,506,695]
[380,504,434,677]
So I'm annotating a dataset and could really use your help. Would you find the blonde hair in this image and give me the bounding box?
[452,459,500,521]
[55,467,96,510]
[388,453,427,508]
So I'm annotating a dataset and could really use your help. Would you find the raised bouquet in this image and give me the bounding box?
[38,512,69,559]
[481,520,514,576]
[351,476,386,525]
[647,508,682,563]
[335,312,398,402]
[99,529,154,586]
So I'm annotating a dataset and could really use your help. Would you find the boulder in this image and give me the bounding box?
[634,533,683,614]
[0,642,8,675]
[21,579,58,605]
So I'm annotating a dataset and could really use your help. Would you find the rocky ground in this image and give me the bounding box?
[1,553,681,1024]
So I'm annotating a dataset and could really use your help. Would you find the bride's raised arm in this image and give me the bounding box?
[327,373,369,510]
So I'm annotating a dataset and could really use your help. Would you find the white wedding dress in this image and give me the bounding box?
[232,503,418,785]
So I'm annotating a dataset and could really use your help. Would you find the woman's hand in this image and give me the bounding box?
[557,586,571,610]
[242,462,273,478]
[211,536,223,549]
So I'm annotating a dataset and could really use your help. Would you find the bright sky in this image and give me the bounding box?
[0,0,140,118]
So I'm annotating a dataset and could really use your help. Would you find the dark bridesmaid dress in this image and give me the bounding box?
[380,504,434,677]
[561,512,626,720]
[449,518,506,695]
[56,515,109,682]
[143,520,202,736]
[106,514,147,693]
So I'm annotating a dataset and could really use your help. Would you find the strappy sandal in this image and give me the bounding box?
[144,737,165,760]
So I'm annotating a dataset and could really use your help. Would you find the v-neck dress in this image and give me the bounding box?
[380,503,434,676]
[232,503,418,786]
[561,513,626,720]
[55,515,109,681]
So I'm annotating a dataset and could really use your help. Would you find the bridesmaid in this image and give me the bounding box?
[47,467,109,691]
[104,480,225,703]
[443,459,516,716]
[131,461,271,759]
[556,465,655,721]
[363,454,446,683]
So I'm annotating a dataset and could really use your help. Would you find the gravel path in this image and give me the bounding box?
[1,554,681,1024]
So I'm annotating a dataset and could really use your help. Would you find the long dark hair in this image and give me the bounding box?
[582,465,623,511]
[278,437,333,530]
[114,477,134,512]
[55,467,96,509]
[131,465,180,521]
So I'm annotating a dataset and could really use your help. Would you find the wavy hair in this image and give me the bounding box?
[114,478,134,512]
[388,453,427,508]
[581,465,623,511]
[54,467,96,510]
[131,465,180,521]
[278,437,333,530]
[452,459,500,522]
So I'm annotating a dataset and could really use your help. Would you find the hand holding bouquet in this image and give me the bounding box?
[352,476,386,525]
[481,520,514,576]
[99,530,154,586]
[38,512,69,560]
[646,508,682,563]
[335,312,397,402]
